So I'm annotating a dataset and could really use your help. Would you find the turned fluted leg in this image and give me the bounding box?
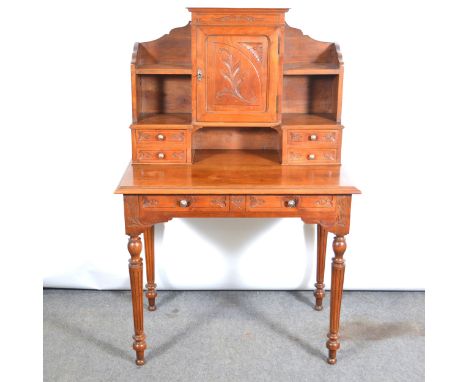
[144,225,157,311]
[326,235,347,365]
[128,235,147,366]
[314,224,327,311]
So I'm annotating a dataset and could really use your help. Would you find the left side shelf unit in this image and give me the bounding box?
[131,24,193,164]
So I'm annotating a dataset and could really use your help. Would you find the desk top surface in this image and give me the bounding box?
[115,150,361,195]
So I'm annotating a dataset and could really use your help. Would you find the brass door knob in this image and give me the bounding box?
[157,152,165,159]
[286,199,297,208]
[308,154,316,160]
[309,134,318,141]
[157,134,165,141]
[179,199,190,208]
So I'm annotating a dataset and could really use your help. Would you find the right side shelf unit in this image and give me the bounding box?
[280,25,344,166]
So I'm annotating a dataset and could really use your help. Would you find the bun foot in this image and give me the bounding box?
[148,304,157,311]
[314,304,323,311]
[136,359,145,366]
[327,357,337,365]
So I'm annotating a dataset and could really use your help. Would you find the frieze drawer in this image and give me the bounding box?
[135,130,187,145]
[247,195,335,211]
[287,130,340,147]
[140,195,229,211]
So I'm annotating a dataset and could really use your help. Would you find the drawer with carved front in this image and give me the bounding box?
[286,148,339,164]
[135,130,187,146]
[140,195,229,211]
[135,148,186,163]
[246,195,335,211]
[287,130,340,147]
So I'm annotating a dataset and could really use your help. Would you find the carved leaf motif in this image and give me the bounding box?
[324,152,336,161]
[138,151,154,160]
[231,196,245,210]
[216,48,256,104]
[290,133,303,142]
[142,197,159,208]
[170,132,185,142]
[212,15,264,23]
[314,197,334,208]
[125,196,141,227]
[316,196,350,234]
[171,151,185,160]
[323,133,336,143]
[250,196,265,207]
[289,151,304,160]
[240,43,263,63]
[137,132,153,142]
[336,197,348,227]
[210,197,227,208]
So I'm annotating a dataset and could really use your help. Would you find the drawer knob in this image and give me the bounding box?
[308,154,316,160]
[157,152,165,159]
[157,134,165,141]
[179,199,190,208]
[309,134,318,141]
[286,199,297,208]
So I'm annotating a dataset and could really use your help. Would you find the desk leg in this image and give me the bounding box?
[327,235,347,365]
[128,235,147,366]
[144,226,157,311]
[314,224,327,311]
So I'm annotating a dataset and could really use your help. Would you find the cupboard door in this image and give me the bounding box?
[195,26,281,123]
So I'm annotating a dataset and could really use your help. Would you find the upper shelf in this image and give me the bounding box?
[136,62,340,76]
[283,25,343,76]
[135,63,191,75]
[282,113,340,126]
[131,24,192,73]
[283,62,340,75]
[132,113,340,128]
[135,62,340,75]
[133,113,192,128]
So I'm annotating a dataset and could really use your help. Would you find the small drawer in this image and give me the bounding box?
[136,130,187,145]
[247,195,335,211]
[287,130,339,147]
[136,149,186,163]
[287,148,338,164]
[141,195,229,211]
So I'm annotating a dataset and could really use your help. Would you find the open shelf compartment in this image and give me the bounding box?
[283,25,343,76]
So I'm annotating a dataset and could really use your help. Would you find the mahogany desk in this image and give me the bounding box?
[115,150,360,366]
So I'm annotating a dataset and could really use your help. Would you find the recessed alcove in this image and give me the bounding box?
[192,127,282,164]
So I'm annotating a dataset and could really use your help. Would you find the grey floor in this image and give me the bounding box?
[44,290,424,382]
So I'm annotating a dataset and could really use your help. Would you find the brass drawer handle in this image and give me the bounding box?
[309,134,318,141]
[157,134,165,141]
[157,152,165,159]
[308,154,316,160]
[178,199,190,208]
[286,199,297,208]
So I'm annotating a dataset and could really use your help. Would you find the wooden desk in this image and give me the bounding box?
[115,150,360,365]
[116,6,360,367]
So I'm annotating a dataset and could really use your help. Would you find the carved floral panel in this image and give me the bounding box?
[205,35,269,112]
